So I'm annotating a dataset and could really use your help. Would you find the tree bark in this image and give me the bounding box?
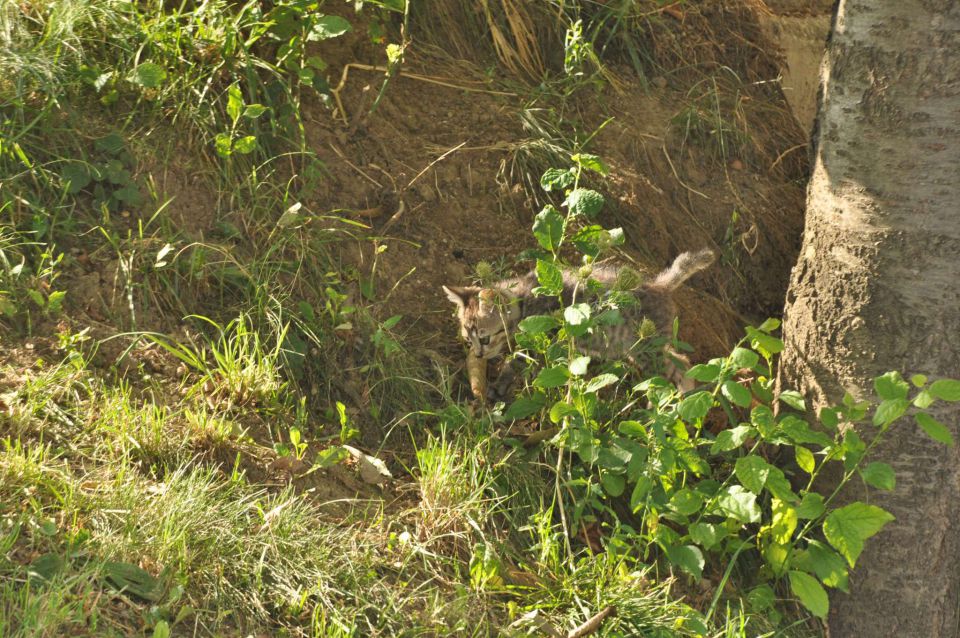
[780,0,960,635]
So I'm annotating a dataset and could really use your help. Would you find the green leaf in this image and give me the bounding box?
[874,371,909,400]
[585,373,619,393]
[565,188,604,217]
[227,84,243,122]
[710,424,754,454]
[747,584,776,611]
[802,540,849,592]
[796,492,825,519]
[315,446,349,468]
[686,364,720,383]
[518,315,559,334]
[668,488,703,516]
[779,390,806,411]
[153,620,171,638]
[563,303,591,337]
[130,62,166,88]
[233,135,257,154]
[534,366,569,389]
[630,475,653,511]
[729,347,760,370]
[243,103,268,119]
[504,393,547,419]
[601,472,625,497]
[779,415,832,447]
[735,456,772,494]
[747,328,784,356]
[861,462,895,490]
[532,205,564,251]
[61,162,91,194]
[789,570,829,618]
[104,561,162,601]
[716,485,760,523]
[28,553,65,581]
[214,133,233,157]
[757,318,781,333]
[678,391,713,422]
[751,404,776,437]
[571,152,609,175]
[540,167,575,191]
[823,502,895,567]
[915,412,955,446]
[535,259,563,295]
[911,373,928,388]
[795,446,815,474]
[549,401,578,424]
[930,379,960,401]
[568,356,591,376]
[820,406,840,430]
[689,522,723,549]
[307,15,352,41]
[722,380,753,408]
[666,545,704,579]
[873,398,909,427]
[762,498,798,544]
[618,420,648,440]
[913,389,935,409]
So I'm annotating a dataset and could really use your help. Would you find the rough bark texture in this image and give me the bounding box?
[781,0,960,636]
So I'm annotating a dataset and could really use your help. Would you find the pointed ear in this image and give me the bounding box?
[442,285,478,311]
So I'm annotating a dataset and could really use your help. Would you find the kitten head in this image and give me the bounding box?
[442,285,518,359]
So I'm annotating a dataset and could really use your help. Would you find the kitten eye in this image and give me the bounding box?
[479,336,491,345]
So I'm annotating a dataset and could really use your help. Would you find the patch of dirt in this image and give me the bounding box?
[298,5,809,365]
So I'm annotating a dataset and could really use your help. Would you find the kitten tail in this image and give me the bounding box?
[651,249,716,291]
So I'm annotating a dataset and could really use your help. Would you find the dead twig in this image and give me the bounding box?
[567,606,617,638]
[661,145,709,200]
[331,63,518,126]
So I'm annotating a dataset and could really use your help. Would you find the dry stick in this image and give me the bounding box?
[328,144,382,188]
[379,141,467,234]
[331,63,518,126]
[566,606,617,638]
[769,142,808,172]
[661,145,709,200]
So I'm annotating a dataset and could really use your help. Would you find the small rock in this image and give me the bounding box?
[730,158,745,171]
[652,76,668,89]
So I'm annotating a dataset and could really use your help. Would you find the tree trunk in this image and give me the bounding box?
[780,0,960,635]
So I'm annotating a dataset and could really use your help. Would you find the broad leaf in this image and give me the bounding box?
[789,570,829,618]
[872,398,908,427]
[874,371,909,401]
[686,364,720,383]
[729,347,760,370]
[915,412,954,446]
[666,544,704,580]
[710,424,755,454]
[518,315,559,334]
[533,366,569,389]
[585,373,619,393]
[796,492,825,520]
[716,485,760,523]
[565,188,604,217]
[795,445,815,474]
[678,391,713,422]
[504,393,547,419]
[722,380,753,408]
[532,205,564,251]
[307,15,352,41]
[735,456,772,494]
[823,502,895,567]
[130,62,166,88]
[861,461,895,490]
[535,259,563,295]
[930,379,960,401]
[568,356,591,376]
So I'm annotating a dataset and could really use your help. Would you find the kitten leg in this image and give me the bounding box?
[489,357,522,402]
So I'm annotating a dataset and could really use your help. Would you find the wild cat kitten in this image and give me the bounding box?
[442,249,715,396]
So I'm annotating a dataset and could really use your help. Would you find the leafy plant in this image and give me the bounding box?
[496,156,957,621]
